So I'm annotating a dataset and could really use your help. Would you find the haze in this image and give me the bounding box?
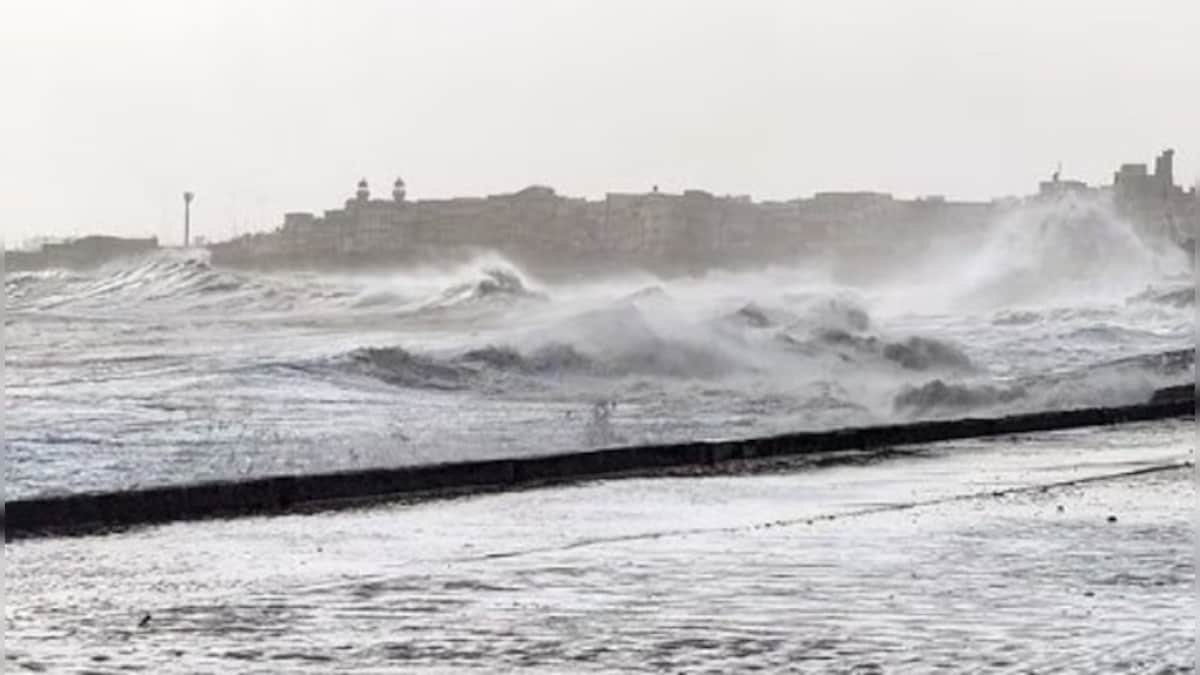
[2,0,1196,246]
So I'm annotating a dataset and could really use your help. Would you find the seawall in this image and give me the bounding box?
[5,395,1194,541]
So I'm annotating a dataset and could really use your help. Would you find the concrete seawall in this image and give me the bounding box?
[5,396,1194,541]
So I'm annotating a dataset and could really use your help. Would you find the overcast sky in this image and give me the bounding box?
[2,0,1196,245]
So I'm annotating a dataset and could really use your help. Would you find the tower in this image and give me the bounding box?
[355,178,370,202]
[392,177,406,202]
[1154,149,1175,189]
[183,191,194,247]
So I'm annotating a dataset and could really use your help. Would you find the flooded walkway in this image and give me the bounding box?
[6,420,1193,673]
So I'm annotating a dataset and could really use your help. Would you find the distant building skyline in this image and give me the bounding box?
[10,147,1196,251]
[8,146,1194,278]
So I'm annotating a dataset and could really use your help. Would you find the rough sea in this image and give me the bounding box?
[5,194,1196,672]
[6,195,1192,499]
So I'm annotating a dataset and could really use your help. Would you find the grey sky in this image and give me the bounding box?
[2,0,1196,245]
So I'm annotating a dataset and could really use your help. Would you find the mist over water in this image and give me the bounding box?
[5,195,1193,498]
[874,192,1189,314]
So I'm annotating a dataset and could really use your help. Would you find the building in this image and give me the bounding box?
[1111,149,1193,242]
[206,149,1196,277]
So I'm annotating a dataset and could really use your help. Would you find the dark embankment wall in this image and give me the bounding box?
[5,395,1194,540]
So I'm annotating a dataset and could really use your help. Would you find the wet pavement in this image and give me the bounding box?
[5,419,1194,673]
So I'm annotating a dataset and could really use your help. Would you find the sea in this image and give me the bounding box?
[6,194,1192,499]
[4,193,1196,672]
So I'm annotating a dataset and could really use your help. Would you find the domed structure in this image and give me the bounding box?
[355,178,370,202]
[392,177,407,202]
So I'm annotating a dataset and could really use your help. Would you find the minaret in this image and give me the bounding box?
[392,177,407,202]
[355,178,370,202]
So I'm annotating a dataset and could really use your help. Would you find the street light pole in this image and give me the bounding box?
[183,191,194,247]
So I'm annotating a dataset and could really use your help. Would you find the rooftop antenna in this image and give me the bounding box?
[183,191,194,247]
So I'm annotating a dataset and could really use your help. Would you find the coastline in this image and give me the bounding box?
[6,390,1192,541]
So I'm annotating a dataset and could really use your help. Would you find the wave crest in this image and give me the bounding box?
[418,265,545,311]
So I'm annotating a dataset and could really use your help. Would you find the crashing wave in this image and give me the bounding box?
[893,347,1194,417]
[9,251,252,311]
[1127,284,1194,308]
[1098,348,1194,376]
[732,303,774,328]
[726,302,795,329]
[783,293,872,333]
[880,336,975,371]
[942,193,1189,310]
[769,294,970,372]
[784,328,975,373]
[894,379,1026,415]
[420,266,544,311]
[341,347,473,390]
[458,343,595,375]
[538,302,749,378]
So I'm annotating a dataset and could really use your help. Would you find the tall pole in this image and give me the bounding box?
[183,191,194,247]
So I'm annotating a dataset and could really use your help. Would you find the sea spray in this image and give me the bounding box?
[870,192,1189,315]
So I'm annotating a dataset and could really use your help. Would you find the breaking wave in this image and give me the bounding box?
[7,250,548,318]
[888,192,1191,313]
[330,343,599,390]
[291,292,988,422]
[6,249,353,314]
[893,380,1027,415]
[785,331,976,373]
[893,348,1194,417]
[416,265,545,311]
[1128,283,1194,308]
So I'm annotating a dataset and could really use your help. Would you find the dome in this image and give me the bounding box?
[354,178,371,202]
[392,177,408,202]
